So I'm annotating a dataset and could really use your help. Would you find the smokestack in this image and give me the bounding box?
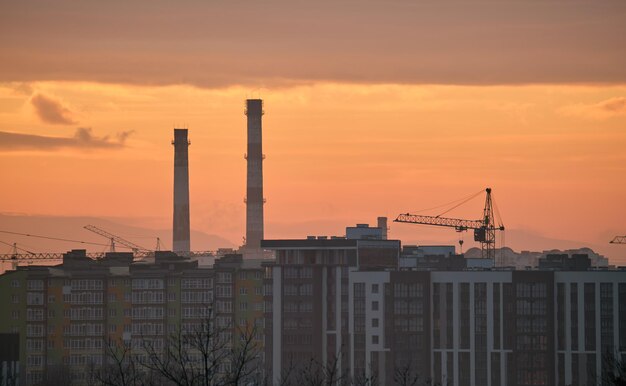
[172,128,190,253]
[377,217,388,240]
[245,99,264,256]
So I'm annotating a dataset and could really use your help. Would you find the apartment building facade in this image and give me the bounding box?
[348,267,626,386]
[261,233,400,384]
[0,250,264,386]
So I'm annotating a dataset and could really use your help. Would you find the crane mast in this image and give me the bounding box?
[479,188,499,262]
[395,188,505,262]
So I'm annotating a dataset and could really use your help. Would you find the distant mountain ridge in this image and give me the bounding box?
[0,214,236,254]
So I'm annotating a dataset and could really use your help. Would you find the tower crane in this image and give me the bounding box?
[395,188,505,262]
[610,236,626,244]
[0,229,214,263]
[83,225,150,253]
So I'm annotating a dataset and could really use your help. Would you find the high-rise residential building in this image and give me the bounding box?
[261,222,400,384]
[260,224,626,386]
[0,250,265,386]
[2,237,625,386]
[213,253,266,367]
[347,263,626,386]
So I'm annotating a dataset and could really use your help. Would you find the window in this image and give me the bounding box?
[240,302,248,311]
[372,335,379,344]
[240,288,248,295]
[372,318,379,328]
[132,291,165,304]
[372,284,379,294]
[27,355,44,367]
[131,279,163,290]
[284,285,298,296]
[48,295,55,303]
[109,293,116,302]
[11,280,20,288]
[27,280,44,291]
[284,301,298,313]
[240,271,247,280]
[181,291,211,304]
[216,285,233,298]
[300,302,313,313]
[354,283,365,297]
[27,292,44,305]
[372,301,379,311]
[71,279,104,290]
[408,283,423,297]
[182,279,211,289]
[216,301,232,313]
[27,309,44,321]
[255,287,262,296]
[216,272,232,284]
[300,284,313,296]
[26,339,44,352]
[26,325,44,337]
[285,267,298,279]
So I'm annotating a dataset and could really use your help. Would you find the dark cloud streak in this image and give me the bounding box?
[0,1,625,87]
[599,97,626,113]
[30,94,77,125]
[0,128,133,152]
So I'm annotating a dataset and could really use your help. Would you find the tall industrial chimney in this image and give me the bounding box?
[172,128,190,253]
[244,99,264,257]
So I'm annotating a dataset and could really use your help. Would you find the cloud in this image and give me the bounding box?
[0,128,133,151]
[30,93,77,125]
[9,83,34,96]
[559,97,626,120]
[598,97,626,113]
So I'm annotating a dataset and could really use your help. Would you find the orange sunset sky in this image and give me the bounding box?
[0,1,625,263]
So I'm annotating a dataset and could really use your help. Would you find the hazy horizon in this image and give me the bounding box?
[0,213,623,267]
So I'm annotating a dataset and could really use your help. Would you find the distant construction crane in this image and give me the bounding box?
[83,225,150,253]
[610,236,626,244]
[0,229,212,263]
[395,188,505,262]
